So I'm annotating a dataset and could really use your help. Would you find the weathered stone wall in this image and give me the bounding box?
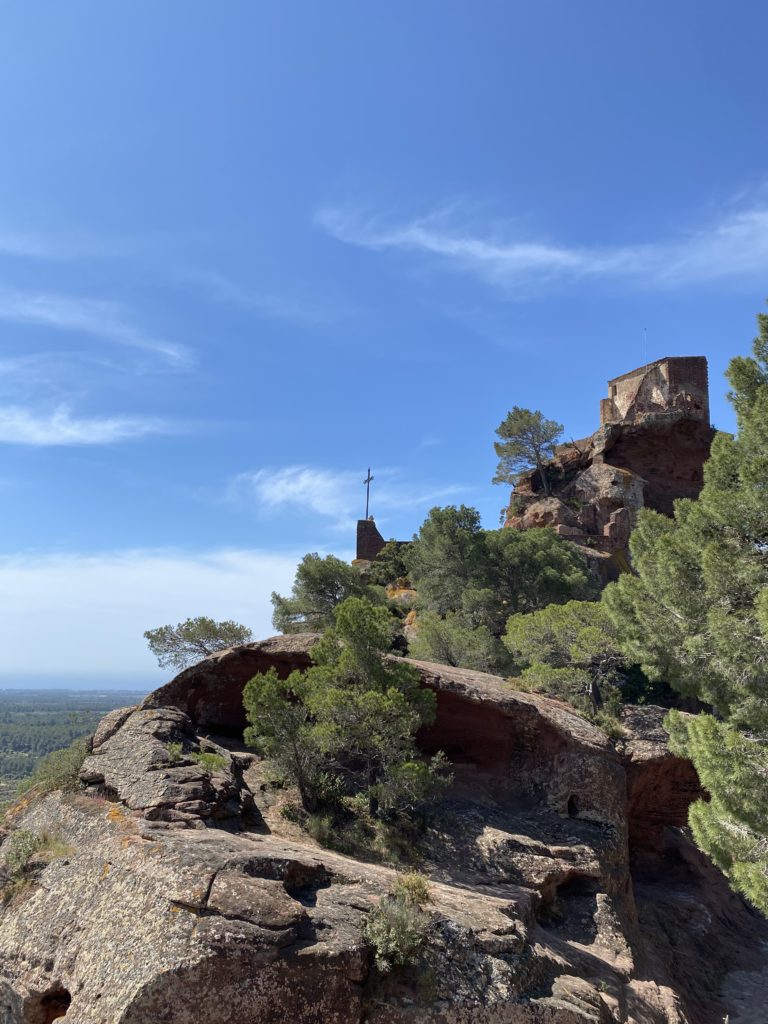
[600,356,709,427]
[507,356,714,571]
[355,517,387,561]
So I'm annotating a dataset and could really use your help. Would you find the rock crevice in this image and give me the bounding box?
[0,636,764,1024]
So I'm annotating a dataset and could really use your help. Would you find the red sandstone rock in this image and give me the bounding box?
[142,632,318,731]
[618,705,704,854]
[0,635,764,1024]
[504,358,715,574]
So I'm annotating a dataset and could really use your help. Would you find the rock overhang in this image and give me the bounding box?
[2,637,762,1024]
[136,636,624,829]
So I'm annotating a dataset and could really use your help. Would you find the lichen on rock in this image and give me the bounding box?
[0,636,765,1023]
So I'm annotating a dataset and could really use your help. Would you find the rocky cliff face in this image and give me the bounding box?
[1,637,765,1024]
[505,359,715,579]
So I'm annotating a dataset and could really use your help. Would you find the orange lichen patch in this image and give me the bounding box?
[169,900,202,917]
[385,583,418,604]
[3,790,39,822]
[105,805,139,835]
[119,835,145,849]
[99,862,110,881]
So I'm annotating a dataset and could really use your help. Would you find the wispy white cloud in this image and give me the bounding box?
[0,351,124,402]
[0,289,191,366]
[0,230,63,260]
[0,547,302,679]
[0,224,346,326]
[0,405,171,445]
[176,268,344,325]
[315,201,768,292]
[0,225,145,262]
[417,435,441,450]
[238,466,360,528]
[234,465,465,531]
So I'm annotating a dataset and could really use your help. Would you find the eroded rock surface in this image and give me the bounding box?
[617,706,703,854]
[80,705,259,828]
[142,633,317,731]
[0,637,765,1024]
[505,358,715,578]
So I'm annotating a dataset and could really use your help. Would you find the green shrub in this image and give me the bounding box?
[364,541,411,588]
[165,742,183,765]
[21,737,90,796]
[506,494,529,518]
[191,752,228,774]
[279,803,305,825]
[1,828,74,906]
[306,812,335,846]
[393,871,431,907]
[4,829,41,877]
[374,754,453,824]
[592,710,626,740]
[309,811,376,858]
[363,889,430,972]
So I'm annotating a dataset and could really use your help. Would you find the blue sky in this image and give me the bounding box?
[1,1,767,686]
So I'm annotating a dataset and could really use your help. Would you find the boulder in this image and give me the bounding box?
[0,637,764,1024]
[506,497,578,532]
[80,705,258,827]
[617,705,703,854]
[503,362,715,574]
[142,632,318,731]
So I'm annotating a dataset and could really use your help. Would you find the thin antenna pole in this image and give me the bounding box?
[364,468,374,518]
[643,326,648,365]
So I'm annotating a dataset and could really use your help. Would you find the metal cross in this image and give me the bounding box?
[364,468,374,519]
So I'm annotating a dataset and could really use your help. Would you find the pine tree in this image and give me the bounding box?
[492,407,564,496]
[405,506,595,631]
[505,600,627,714]
[144,617,253,671]
[245,597,447,820]
[604,308,768,913]
[404,506,490,616]
[271,553,381,634]
[408,610,510,674]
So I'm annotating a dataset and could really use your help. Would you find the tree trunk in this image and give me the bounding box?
[588,678,603,712]
[293,742,316,812]
[535,454,551,496]
[367,763,379,817]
